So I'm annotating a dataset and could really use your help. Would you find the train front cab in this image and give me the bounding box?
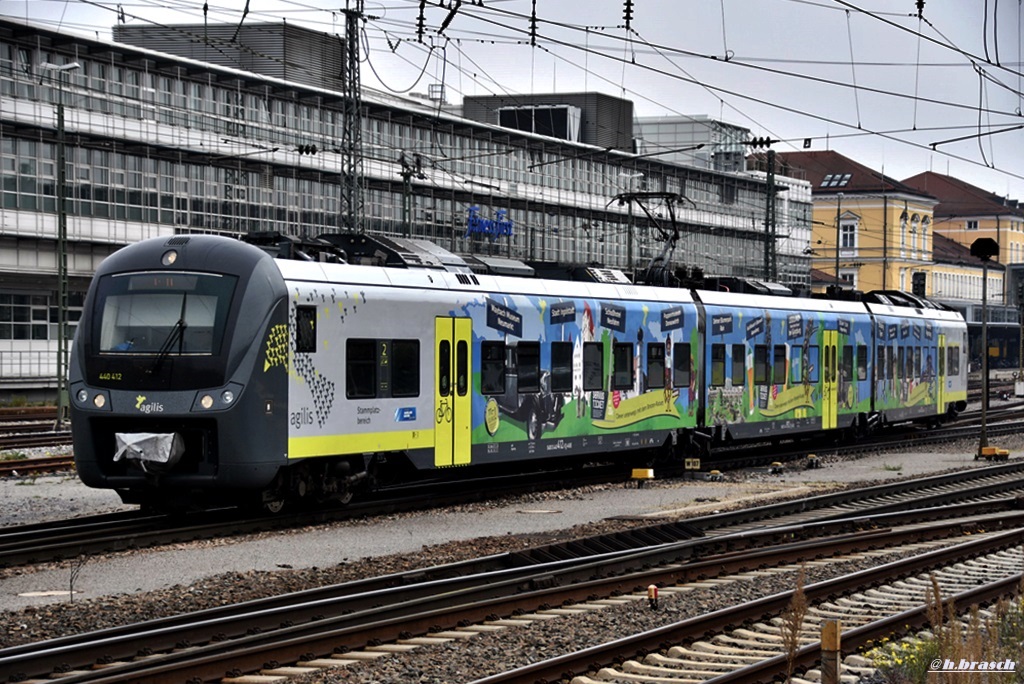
[70,235,290,508]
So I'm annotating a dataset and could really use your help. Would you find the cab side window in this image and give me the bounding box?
[295,306,316,353]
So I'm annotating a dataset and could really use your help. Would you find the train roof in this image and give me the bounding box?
[694,288,869,315]
[273,259,697,305]
[863,300,966,322]
[248,232,962,326]
[273,257,965,328]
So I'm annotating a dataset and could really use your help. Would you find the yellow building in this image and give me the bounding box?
[773,151,1002,301]
[904,172,1024,298]
[768,151,1022,367]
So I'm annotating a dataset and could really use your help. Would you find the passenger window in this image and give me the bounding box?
[877,345,886,381]
[295,306,316,353]
[480,341,505,395]
[711,344,726,387]
[773,345,786,384]
[647,342,665,389]
[948,346,960,375]
[673,342,691,388]
[551,341,573,393]
[807,346,819,383]
[583,341,603,391]
[914,347,922,379]
[857,345,868,381]
[789,346,801,384]
[754,345,768,384]
[612,342,633,390]
[732,344,746,386]
[392,339,419,398]
[841,345,853,382]
[896,347,905,380]
[346,338,376,399]
[438,340,451,397]
[516,342,541,393]
[456,340,468,396]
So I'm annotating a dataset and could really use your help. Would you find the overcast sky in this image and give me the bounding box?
[5,0,1023,200]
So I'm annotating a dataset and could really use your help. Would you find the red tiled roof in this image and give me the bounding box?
[809,267,842,284]
[931,231,975,264]
[902,171,1024,220]
[769,150,932,198]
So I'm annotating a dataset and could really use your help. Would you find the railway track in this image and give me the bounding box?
[0,432,70,450]
[2,489,1021,683]
[0,460,665,568]
[478,531,1024,684]
[0,455,75,477]
[0,405,69,452]
[3,454,1024,570]
[0,406,57,421]
[0,429,71,450]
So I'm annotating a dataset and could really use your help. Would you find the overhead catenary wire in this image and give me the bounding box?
[25,0,1024,193]
[844,9,862,128]
[364,0,1019,181]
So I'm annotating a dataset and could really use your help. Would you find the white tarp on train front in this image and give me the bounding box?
[114,432,184,473]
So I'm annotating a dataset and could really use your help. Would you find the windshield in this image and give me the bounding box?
[95,272,237,354]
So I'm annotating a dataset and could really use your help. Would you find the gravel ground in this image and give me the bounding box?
[0,436,1019,682]
[287,551,930,684]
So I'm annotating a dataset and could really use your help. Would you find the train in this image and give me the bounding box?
[69,233,968,511]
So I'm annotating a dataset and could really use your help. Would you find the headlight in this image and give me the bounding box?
[221,390,235,404]
[77,389,88,403]
[93,394,106,408]
[200,394,214,409]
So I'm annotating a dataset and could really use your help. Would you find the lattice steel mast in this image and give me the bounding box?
[340,0,364,233]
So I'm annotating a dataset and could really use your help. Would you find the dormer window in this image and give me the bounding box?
[820,173,851,188]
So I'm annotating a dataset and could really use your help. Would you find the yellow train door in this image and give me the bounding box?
[434,317,472,467]
[823,329,838,430]
[936,334,946,416]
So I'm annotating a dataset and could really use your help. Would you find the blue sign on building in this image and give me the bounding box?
[465,206,514,240]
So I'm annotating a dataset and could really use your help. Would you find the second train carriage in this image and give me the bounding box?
[70,235,969,510]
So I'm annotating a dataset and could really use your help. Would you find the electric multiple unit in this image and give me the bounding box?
[69,235,968,511]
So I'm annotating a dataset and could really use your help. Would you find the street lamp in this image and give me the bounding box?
[42,61,79,430]
[970,237,999,459]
